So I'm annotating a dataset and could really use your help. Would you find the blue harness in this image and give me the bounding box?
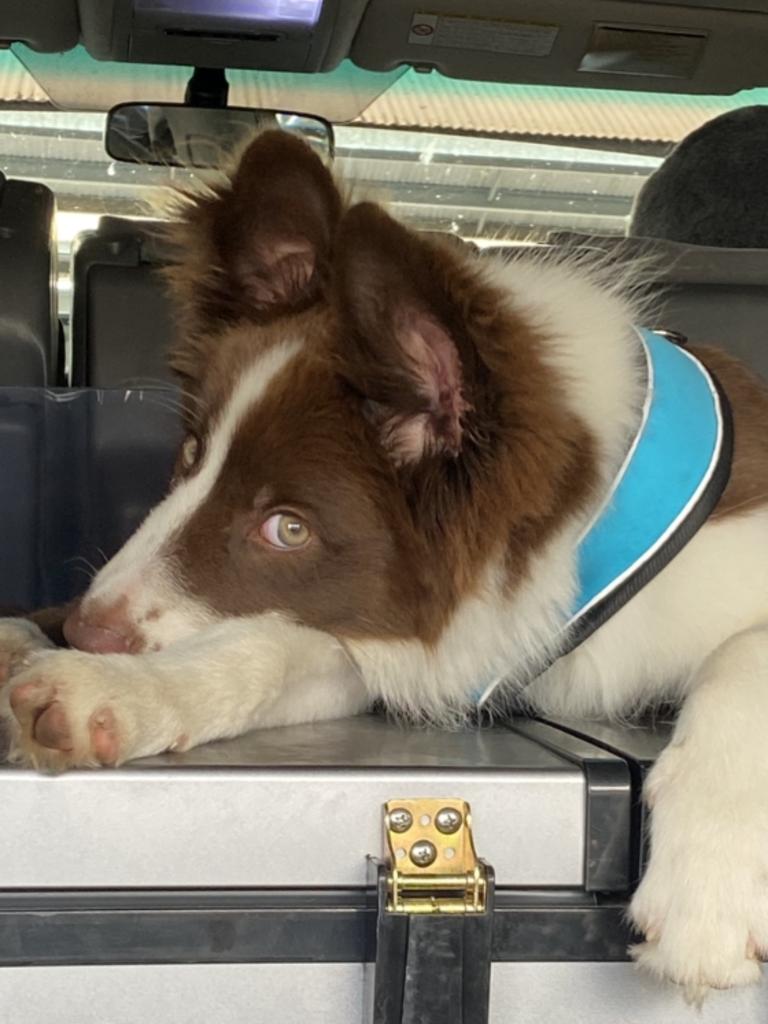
[476,328,733,707]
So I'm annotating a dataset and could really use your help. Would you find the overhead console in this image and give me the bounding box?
[5,0,767,96]
[351,0,768,93]
[77,0,369,72]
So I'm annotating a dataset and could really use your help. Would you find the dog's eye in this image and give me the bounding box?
[259,513,312,550]
[181,434,202,471]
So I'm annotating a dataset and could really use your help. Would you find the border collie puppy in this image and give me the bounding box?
[2,133,768,997]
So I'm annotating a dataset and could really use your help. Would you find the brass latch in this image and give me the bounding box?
[383,798,487,915]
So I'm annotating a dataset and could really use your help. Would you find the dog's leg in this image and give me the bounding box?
[0,603,78,681]
[1,615,369,770]
[0,619,57,685]
[630,623,768,999]
[27,602,78,647]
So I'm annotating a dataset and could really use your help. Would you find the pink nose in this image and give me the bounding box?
[63,600,142,654]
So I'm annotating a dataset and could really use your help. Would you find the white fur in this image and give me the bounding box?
[0,620,55,682]
[484,254,646,480]
[347,525,581,720]
[2,249,767,995]
[85,339,304,647]
[630,626,768,1000]
[530,509,768,719]
[351,252,651,717]
[2,614,368,770]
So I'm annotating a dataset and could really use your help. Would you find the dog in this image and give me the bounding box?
[1,131,767,997]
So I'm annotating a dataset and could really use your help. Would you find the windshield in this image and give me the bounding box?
[0,109,662,329]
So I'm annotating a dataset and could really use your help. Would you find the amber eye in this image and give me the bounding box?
[260,512,312,550]
[180,434,202,471]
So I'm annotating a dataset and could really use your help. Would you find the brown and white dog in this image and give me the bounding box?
[1,132,768,996]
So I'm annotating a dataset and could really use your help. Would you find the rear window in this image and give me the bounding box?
[0,108,662,327]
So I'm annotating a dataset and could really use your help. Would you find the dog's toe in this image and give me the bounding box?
[33,702,74,751]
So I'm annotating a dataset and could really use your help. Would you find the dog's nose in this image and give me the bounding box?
[63,600,142,654]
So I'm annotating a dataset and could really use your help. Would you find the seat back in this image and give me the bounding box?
[547,233,768,380]
[71,216,176,387]
[0,173,58,385]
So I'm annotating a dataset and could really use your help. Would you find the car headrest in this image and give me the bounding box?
[629,106,768,249]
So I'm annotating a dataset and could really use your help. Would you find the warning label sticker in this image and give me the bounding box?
[408,12,558,57]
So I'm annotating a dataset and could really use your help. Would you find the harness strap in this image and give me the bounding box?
[476,329,733,707]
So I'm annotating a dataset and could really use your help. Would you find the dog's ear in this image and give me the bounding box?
[335,203,484,465]
[166,131,342,340]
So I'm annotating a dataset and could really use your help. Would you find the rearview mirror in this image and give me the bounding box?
[105,102,334,169]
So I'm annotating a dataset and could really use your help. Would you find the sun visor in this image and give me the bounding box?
[351,0,768,94]
[12,44,406,122]
[0,0,79,53]
[77,0,368,72]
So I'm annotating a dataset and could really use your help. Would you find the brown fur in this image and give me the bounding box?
[20,134,768,674]
[26,137,768,660]
[163,131,341,392]
[692,345,768,521]
[161,132,597,645]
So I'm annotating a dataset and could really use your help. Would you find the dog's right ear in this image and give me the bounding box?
[165,131,342,341]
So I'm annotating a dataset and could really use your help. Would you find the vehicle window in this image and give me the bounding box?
[0,82,765,331]
[0,109,662,327]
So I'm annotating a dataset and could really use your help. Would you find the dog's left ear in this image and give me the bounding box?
[335,203,483,465]
[165,130,342,358]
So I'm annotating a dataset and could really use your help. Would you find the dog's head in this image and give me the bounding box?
[65,132,593,655]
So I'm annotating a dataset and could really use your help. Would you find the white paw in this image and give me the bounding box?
[629,743,768,1000]
[3,651,186,771]
[0,618,56,685]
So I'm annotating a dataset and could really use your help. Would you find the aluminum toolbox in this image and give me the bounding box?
[1,388,766,1023]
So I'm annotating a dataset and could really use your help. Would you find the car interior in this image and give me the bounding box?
[1,2,768,1021]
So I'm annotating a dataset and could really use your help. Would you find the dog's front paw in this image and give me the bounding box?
[3,652,124,770]
[630,881,763,1001]
[0,619,56,686]
[629,746,768,1001]
[3,650,188,771]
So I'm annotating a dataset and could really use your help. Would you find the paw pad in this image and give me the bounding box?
[33,702,73,752]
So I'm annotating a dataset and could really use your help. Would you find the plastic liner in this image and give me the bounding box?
[0,387,180,610]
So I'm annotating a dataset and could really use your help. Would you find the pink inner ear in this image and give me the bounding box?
[389,313,470,461]
[263,239,317,272]
[241,238,317,308]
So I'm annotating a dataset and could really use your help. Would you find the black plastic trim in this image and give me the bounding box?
[70,222,172,388]
[535,715,674,884]
[70,230,142,387]
[0,888,635,967]
[507,718,633,893]
[372,865,494,1024]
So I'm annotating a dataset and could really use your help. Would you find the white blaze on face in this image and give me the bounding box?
[83,339,304,648]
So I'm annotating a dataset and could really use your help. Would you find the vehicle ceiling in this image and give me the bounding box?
[2,1,768,149]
